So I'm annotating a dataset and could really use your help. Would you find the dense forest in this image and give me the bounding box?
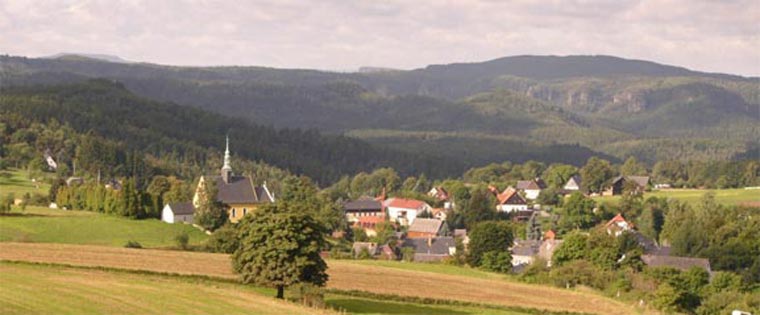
[0,80,466,184]
[2,54,757,165]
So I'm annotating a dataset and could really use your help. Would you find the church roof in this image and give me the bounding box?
[206,175,271,204]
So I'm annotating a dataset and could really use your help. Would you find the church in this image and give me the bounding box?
[192,136,274,223]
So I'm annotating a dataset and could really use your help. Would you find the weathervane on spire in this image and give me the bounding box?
[221,133,233,183]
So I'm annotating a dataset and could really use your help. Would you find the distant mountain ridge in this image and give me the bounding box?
[1,54,757,165]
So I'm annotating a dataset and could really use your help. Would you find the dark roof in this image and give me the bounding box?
[517,179,546,190]
[207,175,269,204]
[408,218,443,234]
[611,175,650,188]
[166,202,195,215]
[344,199,383,212]
[512,240,541,256]
[641,255,711,272]
[402,237,455,255]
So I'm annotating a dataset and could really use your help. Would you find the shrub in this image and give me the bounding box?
[206,224,239,253]
[0,193,14,214]
[174,232,189,250]
[480,251,513,274]
[401,247,415,262]
[124,240,142,248]
[289,283,325,309]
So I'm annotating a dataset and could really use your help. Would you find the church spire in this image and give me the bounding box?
[221,135,232,183]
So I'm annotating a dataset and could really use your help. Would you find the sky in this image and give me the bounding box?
[2,0,759,76]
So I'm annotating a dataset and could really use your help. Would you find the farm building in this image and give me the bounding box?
[161,202,195,224]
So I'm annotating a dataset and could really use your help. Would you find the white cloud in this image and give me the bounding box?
[1,0,758,76]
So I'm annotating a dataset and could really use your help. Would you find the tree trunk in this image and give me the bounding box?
[276,285,284,299]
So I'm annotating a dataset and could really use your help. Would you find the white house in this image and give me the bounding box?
[563,175,582,191]
[383,197,431,226]
[516,179,546,200]
[161,202,195,224]
[490,186,528,213]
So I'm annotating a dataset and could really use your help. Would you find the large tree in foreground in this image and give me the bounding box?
[232,203,328,299]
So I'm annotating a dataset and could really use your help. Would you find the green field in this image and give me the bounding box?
[0,206,208,248]
[0,169,51,197]
[0,262,530,315]
[593,188,759,206]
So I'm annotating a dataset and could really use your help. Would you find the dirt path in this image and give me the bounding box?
[0,242,640,314]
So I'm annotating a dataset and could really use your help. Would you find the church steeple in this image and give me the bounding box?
[221,135,232,183]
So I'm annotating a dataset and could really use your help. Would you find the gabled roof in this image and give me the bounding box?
[512,240,541,256]
[605,213,631,228]
[344,199,383,212]
[565,175,581,186]
[495,187,527,205]
[428,186,449,200]
[641,255,711,272]
[166,202,195,215]
[402,237,455,255]
[385,198,427,210]
[611,175,650,188]
[408,218,443,234]
[206,175,272,204]
[517,179,546,190]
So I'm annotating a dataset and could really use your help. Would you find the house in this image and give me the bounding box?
[193,137,274,223]
[355,216,385,237]
[66,177,84,186]
[605,213,633,236]
[401,237,456,262]
[511,240,541,266]
[516,178,546,200]
[428,186,453,209]
[603,176,650,196]
[161,202,195,224]
[352,242,379,257]
[430,208,447,221]
[384,197,431,226]
[512,209,534,222]
[563,175,582,191]
[344,197,384,224]
[538,238,564,267]
[641,255,712,274]
[489,186,528,213]
[44,150,57,170]
[407,218,443,239]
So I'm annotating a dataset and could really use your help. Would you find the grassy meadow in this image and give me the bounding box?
[593,188,759,206]
[0,169,51,197]
[0,206,208,247]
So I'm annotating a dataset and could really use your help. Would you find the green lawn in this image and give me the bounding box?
[0,169,51,197]
[0,206,208,248]
[593,188,759,206]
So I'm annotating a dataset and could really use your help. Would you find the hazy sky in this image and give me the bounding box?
[2,0,759,76]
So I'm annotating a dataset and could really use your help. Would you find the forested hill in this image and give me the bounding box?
[0,80,466,183]
[2,54,757,164]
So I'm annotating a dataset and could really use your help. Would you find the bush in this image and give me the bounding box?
[401,247,415,262]
[289,283,325,309]
[28,193,48,206]
[174,232,189,250]
[0,193,14,214]
[124,240,142,248]
[206,224,239,253]
[480,251,513,274]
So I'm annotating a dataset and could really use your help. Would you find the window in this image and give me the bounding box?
[231,208,236,217]
[243,208,248,216]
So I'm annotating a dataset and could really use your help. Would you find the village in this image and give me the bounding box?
[151,139,713,277]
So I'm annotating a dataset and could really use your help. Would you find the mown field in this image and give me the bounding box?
[0,206,208,247]
[593,188,759,206]
[0,262,537,315]
[0,242,640,315]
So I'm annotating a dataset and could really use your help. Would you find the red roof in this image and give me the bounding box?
[496,187,525,205]
[605,213,632,228]
[545,230,556,240]
[356,216,385,229]
[386,198,427,210]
